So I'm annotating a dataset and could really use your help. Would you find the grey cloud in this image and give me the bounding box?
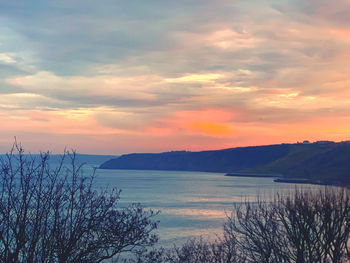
[1,0,349,117]
[0,0,335,81]
[95,109,167,130]
[0,0,229,75]
[275,0,350,27]
[0,64,28,78]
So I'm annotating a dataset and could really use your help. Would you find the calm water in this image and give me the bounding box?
[90,167,321,246]
[0,154,322,246]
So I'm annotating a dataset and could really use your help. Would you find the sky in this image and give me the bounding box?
[0,0,350,154]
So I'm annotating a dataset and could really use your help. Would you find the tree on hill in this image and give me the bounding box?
[0,142,158,263]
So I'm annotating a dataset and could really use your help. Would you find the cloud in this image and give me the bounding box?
[187,122,232,136]
[0,0,350,153]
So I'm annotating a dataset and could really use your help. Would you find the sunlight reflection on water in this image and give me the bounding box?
[161,208,226,218]
[87,168,324,246]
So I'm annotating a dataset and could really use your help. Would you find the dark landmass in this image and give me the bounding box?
[225,173,278,178]
[100,145,291,172]
[99,141,350,186]
[273,178,324,185]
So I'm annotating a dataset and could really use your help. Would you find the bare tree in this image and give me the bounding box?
[0,142,158,263]
[225,198,286,263]
[125,187,350,263]
[225,187,350,263]
[160,234,243,263]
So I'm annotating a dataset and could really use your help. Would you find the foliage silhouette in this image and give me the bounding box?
[0,142,158,263]
[133,187,350,263]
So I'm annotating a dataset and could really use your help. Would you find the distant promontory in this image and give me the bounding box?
[99,141,350,186]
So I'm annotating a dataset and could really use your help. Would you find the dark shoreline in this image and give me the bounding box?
[225,173,340,187]
[225,173,279,178]
[273,178,326,185]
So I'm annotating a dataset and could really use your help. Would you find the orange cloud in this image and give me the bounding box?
[187,122,231,136]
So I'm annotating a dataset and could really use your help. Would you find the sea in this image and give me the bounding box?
[74,155,323,247]
[0,153,323,247]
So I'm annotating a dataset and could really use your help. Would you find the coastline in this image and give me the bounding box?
[225,173,338,187]
[273,178,326,185]
[225,173,279,178]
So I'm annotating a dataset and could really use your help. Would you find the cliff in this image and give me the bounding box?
[100,141,350,186]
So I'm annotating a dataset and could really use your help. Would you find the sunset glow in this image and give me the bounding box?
[1,1,350,154]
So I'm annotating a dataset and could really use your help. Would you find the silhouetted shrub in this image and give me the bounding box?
[225,187,350,263]
[162,188,350,263]
[0,142,158,263]
[165,237,243,263]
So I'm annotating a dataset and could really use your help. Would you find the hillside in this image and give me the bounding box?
[99,141,350,186]
[100,144,292,172]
